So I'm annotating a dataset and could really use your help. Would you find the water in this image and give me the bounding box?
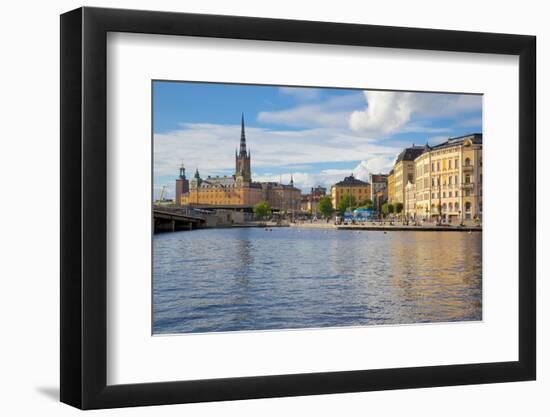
[153,227,482,334]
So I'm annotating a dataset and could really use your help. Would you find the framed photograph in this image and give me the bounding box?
[60,6,536,409]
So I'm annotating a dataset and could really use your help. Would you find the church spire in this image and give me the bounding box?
[239,113,247,156]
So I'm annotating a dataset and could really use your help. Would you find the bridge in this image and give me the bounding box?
[153,208,206,232]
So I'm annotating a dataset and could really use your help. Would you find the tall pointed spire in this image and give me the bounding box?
[239,113,247,156]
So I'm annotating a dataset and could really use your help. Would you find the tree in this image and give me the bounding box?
[318,196,334,218]
[358,198,374,211]
[338,193,356,214]
[395,202,403,214]
[253,201,271,218]
[382,202,394,217]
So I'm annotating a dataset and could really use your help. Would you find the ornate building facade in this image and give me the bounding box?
[178,115,301,212]
[413,133,482,222]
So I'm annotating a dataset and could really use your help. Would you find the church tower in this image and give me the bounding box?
[235,113,251,182]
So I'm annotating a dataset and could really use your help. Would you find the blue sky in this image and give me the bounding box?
[153,81,482,199]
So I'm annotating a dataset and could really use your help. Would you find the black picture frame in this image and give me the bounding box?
[60,6,536,410]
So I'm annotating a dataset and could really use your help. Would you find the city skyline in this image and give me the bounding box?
[153,81,482,200]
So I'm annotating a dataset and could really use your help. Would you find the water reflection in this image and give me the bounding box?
[153,228,482,334]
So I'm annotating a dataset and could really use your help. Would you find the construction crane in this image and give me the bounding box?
[157,185,168,206]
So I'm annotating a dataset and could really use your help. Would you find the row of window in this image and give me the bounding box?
[417,156,482,177]
[416,173,482,189]
[424,202,477,212]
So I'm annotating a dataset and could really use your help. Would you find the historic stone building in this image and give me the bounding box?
[413,133,482,222]
[386,133,482,223]
[331,175,371,209]
[178,115,301,212]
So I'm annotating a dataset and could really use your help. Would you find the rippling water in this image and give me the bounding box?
[153,227,482,334]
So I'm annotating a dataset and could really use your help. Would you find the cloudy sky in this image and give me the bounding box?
[153,81,482,200]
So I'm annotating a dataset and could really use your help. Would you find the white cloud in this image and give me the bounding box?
[258,92,364,128]
[154,123,401,177]
[253,157,393,192]
[349,91,482,135]
[154,122,402,197]
[349,91,413,134]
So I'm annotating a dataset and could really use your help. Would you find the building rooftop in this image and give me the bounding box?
[395,145,427,163]
[332,175,370,187]
[430,133,482,150]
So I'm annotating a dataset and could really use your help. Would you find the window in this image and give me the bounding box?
[465,157,471,167]
[431,178,435,187]
[455,175,458,185]
[431,162,435,171]
[465,190,471,197]
[465,174,471,184]
[454,202,459,211]
[432,193,435,199]
[443,192,446,198]
[437,161,440,171]
[465,202,471,212]
[455,159,459,169]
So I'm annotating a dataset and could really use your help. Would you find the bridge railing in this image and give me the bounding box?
[152,206,208,219]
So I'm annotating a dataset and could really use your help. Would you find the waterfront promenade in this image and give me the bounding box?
[290,222,482,232]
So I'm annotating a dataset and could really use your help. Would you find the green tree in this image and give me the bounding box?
[253,201,272,218]
[318,196,334,218]
[358,198,374,211]
[382,202,394,217]
[395,202,403,214]
[338,193,356,213]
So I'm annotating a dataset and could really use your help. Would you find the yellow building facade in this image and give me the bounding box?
[387,169,395,204]
[331,175,371,210]
[413,133,482,222]
[392,146,426,206]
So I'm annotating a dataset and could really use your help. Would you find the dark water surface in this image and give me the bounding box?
[153,227,482,334]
